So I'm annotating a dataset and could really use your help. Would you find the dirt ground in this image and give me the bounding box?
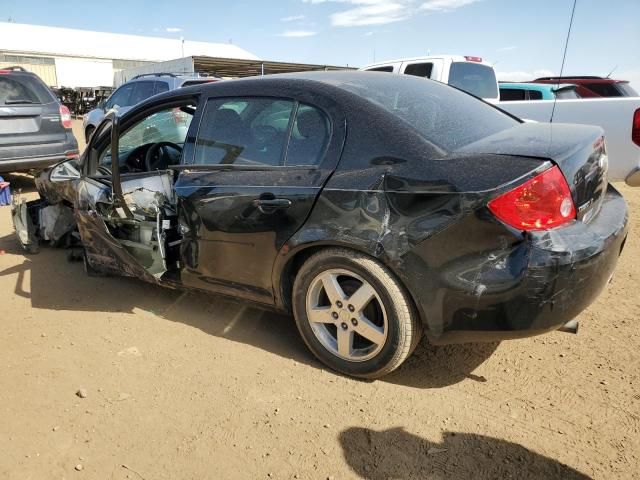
[0,121,638,479]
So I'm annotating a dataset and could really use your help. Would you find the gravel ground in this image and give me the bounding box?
[0,122,638,479]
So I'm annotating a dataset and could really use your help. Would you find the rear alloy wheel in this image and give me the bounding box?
[293,248,422,378]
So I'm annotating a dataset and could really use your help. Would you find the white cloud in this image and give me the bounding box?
[496,69,554,82]
[304,0,480,27]
[331,2,411,27]
[364,31,375,35]
[420,0,481,11]
[277,30,318,37]
[281,14,305,21]
[497,45,517,52]
[165,27,183,33]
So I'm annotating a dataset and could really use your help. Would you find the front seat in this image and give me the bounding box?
[196,108,245,164]
[287,109,327,165]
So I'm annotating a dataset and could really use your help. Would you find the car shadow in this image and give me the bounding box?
[0,231,497,389]
[339,426,591,479]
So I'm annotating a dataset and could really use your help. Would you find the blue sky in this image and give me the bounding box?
[3,0,639,86]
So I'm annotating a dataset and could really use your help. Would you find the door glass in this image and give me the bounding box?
[404,63,433,78]
[194,97,294,166]
[106,83,134,109]
[155,81,170,95]
[98,105,195,169]
[366,66,394,72]
[286,104,330,166]
[499,88,526,101]
[129,81,156,105]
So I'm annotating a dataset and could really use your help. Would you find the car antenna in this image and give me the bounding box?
[605,65,617,78]
[551,0,577,123]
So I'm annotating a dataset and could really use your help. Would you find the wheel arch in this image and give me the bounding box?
[273,241,428,335]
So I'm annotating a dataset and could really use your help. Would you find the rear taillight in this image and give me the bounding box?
[59,105,72,129]
[632,108,640,147]
[488,166,576,231]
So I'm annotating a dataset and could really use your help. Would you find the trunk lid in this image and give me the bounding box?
[458,122,608,223]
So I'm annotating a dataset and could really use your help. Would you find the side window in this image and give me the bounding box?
[194,98,294,167]
[404,63,433,78]
[155,81,170,95]
[499,88,526,101]
[366,66,394,73]
[97,105,195,169]
[129,81,156,105]
[286,104,330,166]
[528,90,543,100]
[105,83,134,109]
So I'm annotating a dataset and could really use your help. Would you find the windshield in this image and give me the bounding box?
[448,62,499,99]
[617,83,638,96]
[0,75,55,105]
[340,73,518,151]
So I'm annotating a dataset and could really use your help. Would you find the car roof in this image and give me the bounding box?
[533,77,628,85]
[499,82,576,90]
[361,55,492,68]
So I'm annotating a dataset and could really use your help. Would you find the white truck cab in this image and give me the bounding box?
[359,55,500,103]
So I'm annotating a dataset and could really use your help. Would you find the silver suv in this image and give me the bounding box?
[82,73,218,142]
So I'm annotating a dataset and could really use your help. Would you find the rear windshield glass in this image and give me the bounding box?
[617,83,638,96]
[340,74,518,151]
[448,62,498,99]
[555,88,580,99]
[585,83,624,97]
[0,74,55,105]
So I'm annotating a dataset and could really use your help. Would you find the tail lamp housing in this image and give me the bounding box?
[59,105,72,129]
[488,166,576,231]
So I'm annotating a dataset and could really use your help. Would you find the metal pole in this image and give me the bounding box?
[261,63,264,76]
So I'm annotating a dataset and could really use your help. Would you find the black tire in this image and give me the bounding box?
[292,248,422,379]
[85,126,95,144]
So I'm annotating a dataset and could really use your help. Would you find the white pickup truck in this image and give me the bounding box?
[359,55,500,103]
[499,98,640,185]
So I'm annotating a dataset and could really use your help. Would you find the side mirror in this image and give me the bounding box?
[50,159,81,182]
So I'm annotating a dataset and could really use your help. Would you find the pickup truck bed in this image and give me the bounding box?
[499,97,640,186]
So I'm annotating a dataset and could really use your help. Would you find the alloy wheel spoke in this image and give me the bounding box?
[348,283,376,312]
[337,328,354,357]
[307,306,336,325]
[320,272,347,305]
[354,314,385,346]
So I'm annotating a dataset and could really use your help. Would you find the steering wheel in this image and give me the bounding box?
[97,165,112,176]
[145,141,183,171]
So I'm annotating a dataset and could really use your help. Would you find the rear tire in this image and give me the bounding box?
[292,248,422,379]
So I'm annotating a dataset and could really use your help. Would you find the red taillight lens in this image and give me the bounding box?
[464,56,483,62]
[59,105,72,129]
[632,108,640,147]
[488,166,576,231]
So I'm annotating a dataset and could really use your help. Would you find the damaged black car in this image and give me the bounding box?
[12,72,628,378]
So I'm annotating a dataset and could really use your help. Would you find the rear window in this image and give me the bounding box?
[499,88,526,101]
[585,83,624,97]
[365,66,394,73]
[448,62,498,99]
[340,74,518,151]
[555,88,580,99]
[0,74,55,105]
[616,83,638,96]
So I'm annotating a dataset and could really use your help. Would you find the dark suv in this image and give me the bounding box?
[82,73,219,142]
[0,66,78,173]
[532,76,638,98]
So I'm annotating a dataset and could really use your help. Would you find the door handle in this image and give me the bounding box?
[253,198,292,213]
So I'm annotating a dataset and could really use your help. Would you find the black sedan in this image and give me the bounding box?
[13,72,628,378]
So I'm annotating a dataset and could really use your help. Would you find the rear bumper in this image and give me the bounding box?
[426,184,628,344]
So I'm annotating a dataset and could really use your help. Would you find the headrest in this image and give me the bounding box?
[296,109,325,139]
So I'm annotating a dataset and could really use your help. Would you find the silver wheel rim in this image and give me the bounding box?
[305,268,388,362]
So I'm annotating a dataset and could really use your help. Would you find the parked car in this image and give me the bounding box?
[531,76,638,98]
[13,72,627,378]
[359,55,499,102]
[499,96,640,185]
[499,82,580,101]
[0,66,78,173]
[82,73,219,143]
